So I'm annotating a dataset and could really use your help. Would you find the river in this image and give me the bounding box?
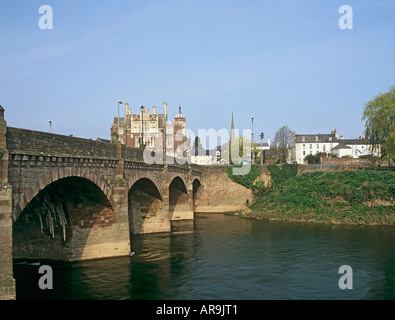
[13,213,395,300]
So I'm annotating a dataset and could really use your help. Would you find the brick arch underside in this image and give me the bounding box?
[12,167,113,222]
[126,170,163,195]
[168,172,189,191]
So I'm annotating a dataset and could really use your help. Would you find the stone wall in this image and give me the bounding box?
[6,127,119,159]
[0,108,15,299]
[194,166,255,213]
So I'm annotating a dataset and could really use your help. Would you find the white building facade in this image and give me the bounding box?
[292,130,339,164]
[291,130,380,164]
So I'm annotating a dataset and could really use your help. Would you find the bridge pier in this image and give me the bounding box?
[0,106,15,300]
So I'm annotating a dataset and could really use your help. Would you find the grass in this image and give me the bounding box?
[241,170,395,225]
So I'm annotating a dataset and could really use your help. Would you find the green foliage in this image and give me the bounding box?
[304,153,321,164]
[250,170,395,225]
[267,164,298,185]
[362,85,395,162]
[225,164,262,190]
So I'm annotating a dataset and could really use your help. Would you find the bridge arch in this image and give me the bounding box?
[169,176,191,220]
[128,177,169,235]
[125,170,163,196]
[12,167,112,222]
[13,176,117,261]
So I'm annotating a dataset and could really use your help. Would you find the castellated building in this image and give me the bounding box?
[111,102,187,154]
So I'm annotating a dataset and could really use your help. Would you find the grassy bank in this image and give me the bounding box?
[240,170,395,225]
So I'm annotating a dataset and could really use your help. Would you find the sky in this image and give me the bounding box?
[1,0,394,146]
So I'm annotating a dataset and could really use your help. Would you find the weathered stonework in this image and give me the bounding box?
[194,166,255,213]
[0,115,201,300]
[0,106,15,300]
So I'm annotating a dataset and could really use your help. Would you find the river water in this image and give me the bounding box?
[14,213,395,300]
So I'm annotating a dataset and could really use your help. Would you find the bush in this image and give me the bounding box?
[225,164,262,190]
[267,164,298,185]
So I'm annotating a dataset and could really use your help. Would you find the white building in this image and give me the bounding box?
[334,137,380,158]
[291,130,380,164]
[190,150,217,165]
[292,130,339,164]
[330,144,352,158]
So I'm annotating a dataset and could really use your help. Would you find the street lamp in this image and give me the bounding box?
[251,117,254,164]
[140,105,145,147]
[260,132,264,164]
[117,100,123,140]
[48,120,52,133]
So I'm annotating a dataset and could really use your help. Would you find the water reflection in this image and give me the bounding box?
[14,213,395,300]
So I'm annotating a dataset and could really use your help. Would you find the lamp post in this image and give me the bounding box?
[48,120,52,133]
[260,132,264,164]
[140,105,145,147]
[117,100,123,141]
[251,117,254,164]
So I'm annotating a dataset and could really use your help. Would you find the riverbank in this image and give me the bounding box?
[238,170,395,225]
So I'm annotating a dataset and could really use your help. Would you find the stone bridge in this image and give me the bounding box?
[0,107,201,299]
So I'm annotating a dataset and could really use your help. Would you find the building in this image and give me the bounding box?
[291,130,381,164]
[111,102,187,156]
[335,137,380,158]
[292,130,339,164]
[330,144,352,158]
[190,149,217,165]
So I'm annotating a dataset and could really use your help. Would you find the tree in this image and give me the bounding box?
[304,153,321,164]
[274,125,293,164]
[238,136,259,161]
[193,136,204,152]
[362,86,395,163]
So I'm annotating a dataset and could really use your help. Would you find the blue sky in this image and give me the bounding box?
[1,0,394,145]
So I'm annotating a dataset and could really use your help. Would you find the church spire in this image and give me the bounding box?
[230,112,235,143]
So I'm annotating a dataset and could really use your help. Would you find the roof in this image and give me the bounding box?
[331,144,351,150]
[294,133,337,143]
[339,138,368,145]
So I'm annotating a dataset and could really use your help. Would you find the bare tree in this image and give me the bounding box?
[274,125,293,164]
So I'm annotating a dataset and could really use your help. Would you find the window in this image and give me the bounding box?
[329,137,332,141]
[303,151,306,156]
[323,145,326,152]
[301,136,305,142]
[150,136,154,147]
[303,144,306,149]
[167,138,173,148]
[316,144,319,149]
[136,123,139,133]
[310,144,312,149]
[135,138,140,148]
[315,136,318,141]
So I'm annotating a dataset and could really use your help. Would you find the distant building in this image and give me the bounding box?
[292,130,339,164]
[335,137,380,158]
[291,130,381,164]
[111,102,187,156]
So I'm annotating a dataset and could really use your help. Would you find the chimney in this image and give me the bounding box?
[163,102,167,120]
[152,105,156,114]
[124,103,129,117]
